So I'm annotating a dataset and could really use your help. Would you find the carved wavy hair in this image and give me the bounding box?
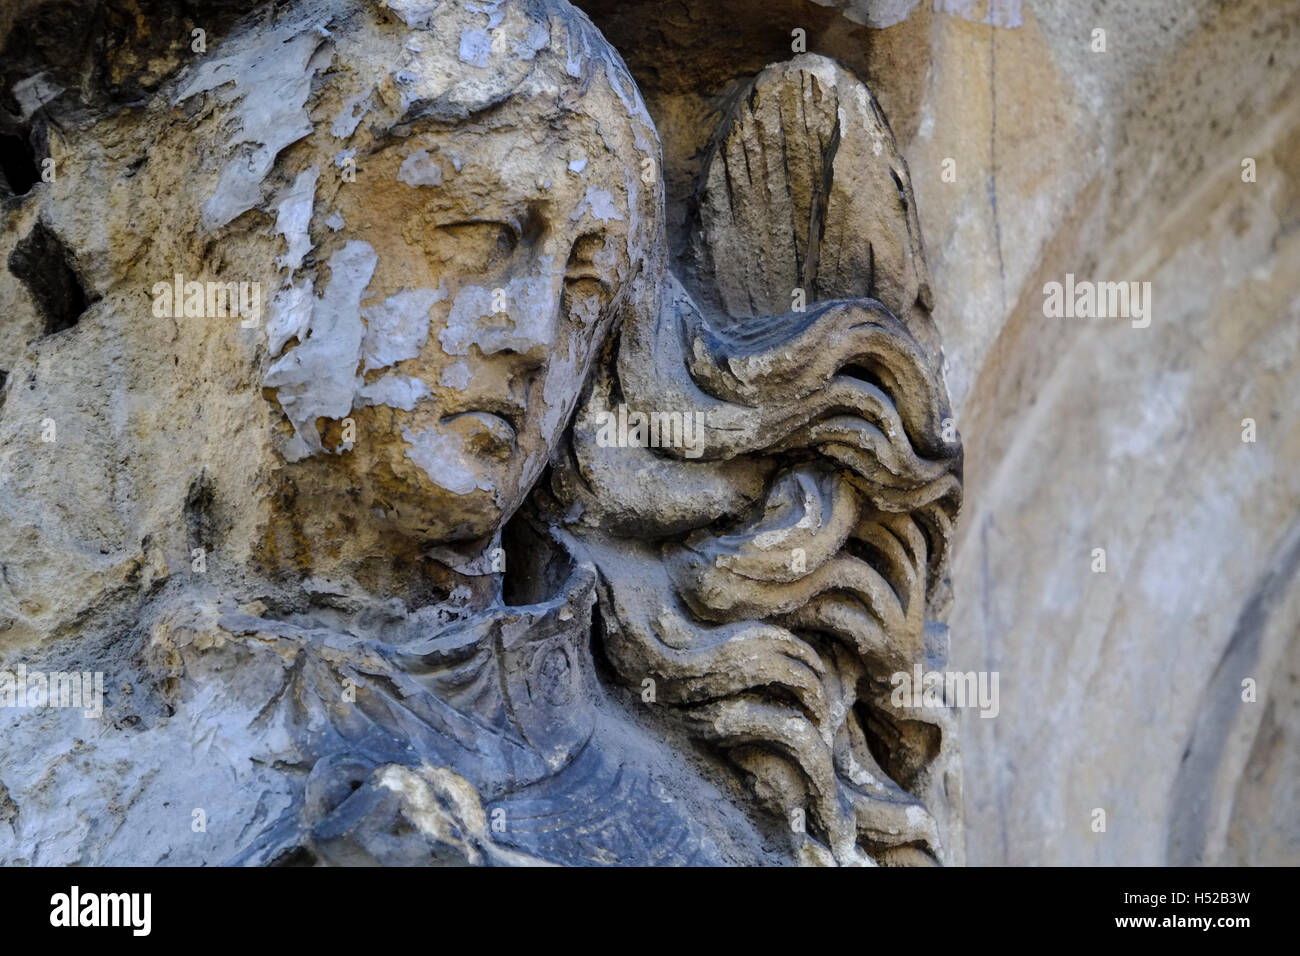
[545,58,964,865]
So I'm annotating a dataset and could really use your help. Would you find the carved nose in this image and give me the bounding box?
[441,273,563,364]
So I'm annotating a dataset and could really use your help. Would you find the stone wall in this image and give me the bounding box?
[1,0,1296,865]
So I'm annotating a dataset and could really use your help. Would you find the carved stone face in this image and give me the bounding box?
[334,112,634,542]
[261,2,657,545]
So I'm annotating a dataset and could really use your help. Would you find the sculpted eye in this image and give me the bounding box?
[436,221,518,274]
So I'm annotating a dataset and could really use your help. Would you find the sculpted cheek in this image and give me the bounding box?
[263,240,378,461]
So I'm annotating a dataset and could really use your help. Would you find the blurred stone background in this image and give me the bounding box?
[3,0,1297,864]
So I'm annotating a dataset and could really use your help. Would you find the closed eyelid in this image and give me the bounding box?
[432,220,520,273]
[436,209,545,248]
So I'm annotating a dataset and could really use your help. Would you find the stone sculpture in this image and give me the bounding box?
[0,0,961,866]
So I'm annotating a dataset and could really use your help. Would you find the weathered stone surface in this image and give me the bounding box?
[579,0,1300,869]
[902,0,1300,867]
[7,0,1291,869]
[692,55,931,326]
[0,0,963,866]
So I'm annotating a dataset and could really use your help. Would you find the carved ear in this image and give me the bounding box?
[691,54,933,327]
